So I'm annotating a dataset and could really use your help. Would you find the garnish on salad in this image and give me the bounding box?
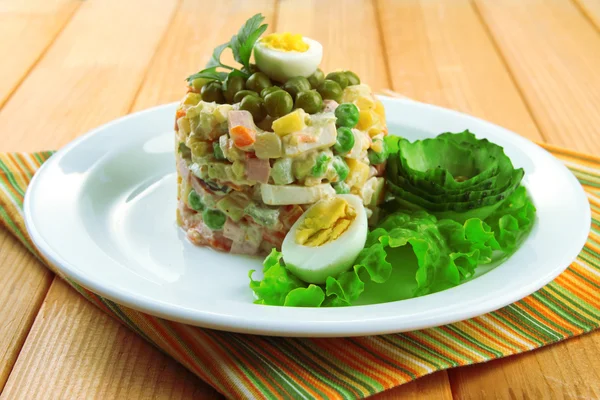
[174,14,536,307]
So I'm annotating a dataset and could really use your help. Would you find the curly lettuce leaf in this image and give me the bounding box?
[249,186,535,307]
[485,186,536,252]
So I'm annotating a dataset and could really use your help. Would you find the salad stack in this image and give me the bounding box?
[174,15,387,255]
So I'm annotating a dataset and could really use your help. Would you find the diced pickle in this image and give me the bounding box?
[217,196,245,222]
[244,203,280,227]
[271,158,294,185]
[293,152,318,180]
[255,131,283,159]
[207,163,229,181]
[186,138,212,160]
[232,160,246,179]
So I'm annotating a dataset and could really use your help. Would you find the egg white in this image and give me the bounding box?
[254,37,323,83]
[281,194,368,284]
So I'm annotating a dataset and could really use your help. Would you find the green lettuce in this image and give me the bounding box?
[385,131,525,222]
[248,186,535,307]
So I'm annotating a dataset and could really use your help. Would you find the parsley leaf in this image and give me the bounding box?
[205,42,231,69]
[230,13,268,71]
[186,66,228,83]
[185,13,268,83]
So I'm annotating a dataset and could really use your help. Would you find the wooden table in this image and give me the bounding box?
[1,0,599,398]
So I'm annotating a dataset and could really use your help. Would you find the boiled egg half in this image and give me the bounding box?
[254,32,323,82]
[281,194,368,284]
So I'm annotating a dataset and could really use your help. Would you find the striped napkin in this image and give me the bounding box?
[1,144,598,399]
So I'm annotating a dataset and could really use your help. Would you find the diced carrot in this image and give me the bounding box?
[210,236,232,252]
[187,85,200,94]
[176,108,187,119]
[230,125,256,148]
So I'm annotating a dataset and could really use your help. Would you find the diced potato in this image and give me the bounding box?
[346,129,368,159]
[260,183,335,205]
[361,177,385,206]
[283,122,337,157]
[345,158,370,188]
[177,116,191,139]
[355,95,375,111]
[183,92,202,106]
[272,109,307,136]
[374,99,386,120]
[341,84,372,103]
[255,131,283,159]
[356,109,379,131]
[213,104,233,123]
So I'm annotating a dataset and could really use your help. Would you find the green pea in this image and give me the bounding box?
[308,68,325,88]
[248,64,259,74]
[213,142,225,160]
[260,86,282,98]
[326,71,349,90]
[368,139,388,165]
[295,90,323,114]
[233,90,259,103]
[201,81,225,104]
[246,72,272,93]
[311,152,331,177]
[264,90,293,118]
[332,181,350,194]
[335,103,360,128]
[202,208,226,230]
[188,190,204,211]
[344,71,361,86]
[316,80,343,103]
[240,95,267,122]
[283,76,311,99]
[223,75,246,103]
[334,127,355,154]
[332,156,349,181]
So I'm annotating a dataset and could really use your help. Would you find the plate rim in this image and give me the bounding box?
[23,96,592,337]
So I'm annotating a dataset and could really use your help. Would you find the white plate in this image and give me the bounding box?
[23,97,591,337]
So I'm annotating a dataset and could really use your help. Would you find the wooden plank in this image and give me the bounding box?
[1,1,274,398]
[376,0,542,142]
[132,0,277,111]
[371,371,453,400]
[0,280,221,400]
[0,0,80,108]
[276,0,390,92]
[574,0,600,30]
[474,0,600,153]
[0,0,178,151]
[0,231,53,392]
[449,330,600,399]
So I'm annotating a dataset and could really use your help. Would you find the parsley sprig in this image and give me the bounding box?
[186,14,268,83]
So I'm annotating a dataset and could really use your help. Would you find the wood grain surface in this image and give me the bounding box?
[0,0,598,399]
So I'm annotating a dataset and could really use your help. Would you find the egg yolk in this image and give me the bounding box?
[295,197,356,247]
[260,32,309,52]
